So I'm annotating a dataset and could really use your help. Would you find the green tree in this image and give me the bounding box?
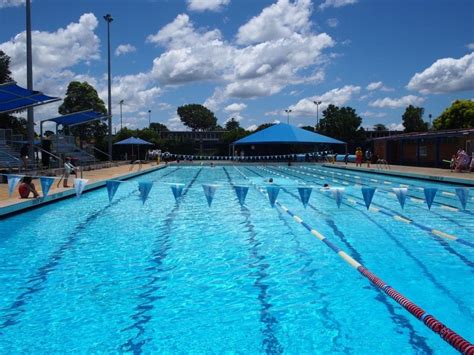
[149,122,169,132]
[177,104,217,131]
[0,50,28,135]
[225,118,240,131]
[373,123,387,131]
[301,126,315,132]
[319,104,363,143]
[433,100,474,130]
[58,81,108,148]
[402,105,428,132]
[255,123,275,132]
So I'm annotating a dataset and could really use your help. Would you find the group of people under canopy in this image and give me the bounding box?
[449,149,474,172]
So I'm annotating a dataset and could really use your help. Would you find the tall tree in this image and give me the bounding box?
[225,117,240,131]
[0,50,27,135]
[177,104,217,131]
[149,122,169,132]
[373,123,387,131]
[402,105,428,132]
[255,123,275,132]
[58,81,107,147]
[433,100,474,130]
[319,104,363,143]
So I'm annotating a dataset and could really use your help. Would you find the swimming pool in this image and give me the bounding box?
[0,165,472,353]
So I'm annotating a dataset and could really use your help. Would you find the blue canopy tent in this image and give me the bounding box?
[231,123,345,156]
[40,110,108,137]
[0,82,60,114]
[114,137,153,161]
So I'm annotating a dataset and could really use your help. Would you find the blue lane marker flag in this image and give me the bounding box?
[297,186,312,208]
[331,187,344,208]
[393,187,408,209]
[7,174,23,197]
[74,178,88,198]
[106,180,121,203]
[170,183,185,201]
[423,187,438,210]
[40,176,55,198]
[455,187,469,210]
[266,185,280,207]
[138,181,153,204]
[361,187,376,210]
[234,185,249,206]
[202,184,218,207]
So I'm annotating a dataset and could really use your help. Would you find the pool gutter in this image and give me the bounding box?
[321,164,474,187]
[0,164,166,219]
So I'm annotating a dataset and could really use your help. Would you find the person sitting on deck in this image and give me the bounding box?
[18,176,39,198]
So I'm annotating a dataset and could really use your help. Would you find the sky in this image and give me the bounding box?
[0,0,473,134]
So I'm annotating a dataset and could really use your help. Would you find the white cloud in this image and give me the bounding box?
[366,81,393,91]
[236,0,312,45]
[369,95,425,109]
[0,13,100,90]
[407,52,474,94]
[115,43,136,56]
[166,116,186,130]
[0,0,24,8]
[326,18,339,28]
[361,110,387,118]
[290,85,361,116]
[388,123,404,131]
[319,0,357,10]
[224,103,247,112]
[466,43,474,50]
[187,0,230,12]
[246,124,258,131]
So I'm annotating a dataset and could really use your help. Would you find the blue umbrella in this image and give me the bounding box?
[114,137,153,160]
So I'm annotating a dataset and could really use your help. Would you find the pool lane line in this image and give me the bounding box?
[222,167,285,354]
[119,168,203,353]
[249,166,474,321]
[278,166,474,250]
[272,166,474,264]
[240,167,473,354]
[0,167,182,335]
[239,166,433,352]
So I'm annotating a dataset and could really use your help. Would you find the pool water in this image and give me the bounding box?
[0,165,472,353]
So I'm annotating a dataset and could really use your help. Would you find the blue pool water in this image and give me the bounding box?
[0,165,473,353]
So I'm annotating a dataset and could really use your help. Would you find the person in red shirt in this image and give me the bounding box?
[18,176,39,198]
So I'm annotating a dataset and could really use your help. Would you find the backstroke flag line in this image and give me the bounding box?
[393,188,408,209]
[138,181,153,204]
[106,180,121,203]
[170,183,185,201]
[297,186,312,208]
[234,185,249,206]
[455,188,469,210]
[202,184,218,207]
[361,187,376,209]
[331,187,345,208]
[40,177,55,197]
[7,175,22,197]
[266,186,280,207]
[74,178,88,198]
[424,188,438,210]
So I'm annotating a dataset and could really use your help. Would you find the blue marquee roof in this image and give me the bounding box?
[233,123,345,145]
[45,110,107,127]
[0,82,60,114]
[114,137,153,145]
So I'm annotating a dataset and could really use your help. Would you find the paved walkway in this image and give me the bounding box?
[0,163,160,211]
[324,162,474,186]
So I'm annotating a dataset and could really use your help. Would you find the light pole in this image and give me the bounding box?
[26,0,34,162]
[285,109,292,124]
[148,110,151,127]
[428,114,432,130]
[119,99,124,131]
[104,13,113,161]
[313,100,322,131]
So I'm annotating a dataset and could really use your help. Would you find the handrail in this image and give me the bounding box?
[0,149,21,163]
[36,145,62,162]
[91,146,111,160]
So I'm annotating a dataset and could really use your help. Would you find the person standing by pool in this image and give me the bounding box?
[365,148,372,168]
[63,157,77,188]
[18,176,39,198]
[355,147,363,167]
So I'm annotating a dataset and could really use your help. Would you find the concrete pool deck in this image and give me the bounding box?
[322,162,474,186]
[0,162,165,218]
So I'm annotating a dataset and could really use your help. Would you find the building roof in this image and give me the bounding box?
[233,123,345,145]
[371,128,474,141]
[0,82,60,114]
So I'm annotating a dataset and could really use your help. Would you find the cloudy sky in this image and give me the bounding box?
[1,0,473,133]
